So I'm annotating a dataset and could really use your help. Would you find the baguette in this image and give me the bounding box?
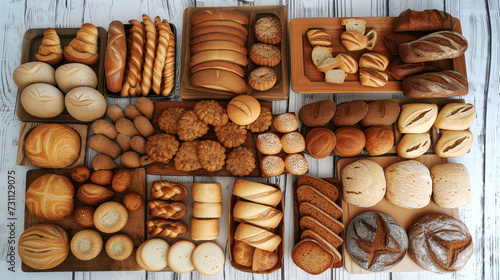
[393,9,456,31]
[121,20,144,96]
[232,179,282,207]
[402,70,468,98]
[399,31,468,63]
[161,19,175,96]
[105,21,126,92]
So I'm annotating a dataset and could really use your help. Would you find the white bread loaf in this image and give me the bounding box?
[325,69,347,84]
[13,61,56,91]
[341,159,386,207]
[233,201,283,229]
[65,87,107,122]
[385,160,432,209]
[193,202,222,218]
[136,238,169,271]
[234,223,282,252]
[431,163,471,208]
[192,183,222,202]
[55,63,97,93]
[232,179,282,207]
[21,83,64,118]
[191,241,225,276]
[167,240,195,273]
[190,218,219,240]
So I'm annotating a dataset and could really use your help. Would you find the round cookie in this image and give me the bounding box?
[256,132,282,155]
[70,229,103,261]
[177,110,209,141]
[247,106,272,133]
[158,107,185,135]
[197,140,226,172]
[274,113,299,133]
[214,121,247,148]
[249,67,277,91]
[226,147,256,177]
[174,141,202,172]
[194,100,229,127]
[191,242,225,276]
[341,159,385,207]
[385,160,432,209]
[105,233,134,261]
[253,15,282,44]
[249,43,281,67]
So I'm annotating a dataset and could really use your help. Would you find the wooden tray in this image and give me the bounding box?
[145,101,271,176]
[301,98,467,157]
[105,23,177,98]
[180,5,289,101]
[22,168,146,272]
[228,182,284,273]
[289,17,467,94]
[336,155,459,274]
[16,122,88,168]
[16,27,107,123]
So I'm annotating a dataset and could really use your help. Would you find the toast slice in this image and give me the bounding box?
[325,69,347,84]
[297,176,340,201]
[300,216,343,247]
[299,202,344,233]
[311,46,333,67]
[341,18,367,34]
[300,229,343,262]
[317,57,341,72]
[291,238,334,275]
[297,185,343,218]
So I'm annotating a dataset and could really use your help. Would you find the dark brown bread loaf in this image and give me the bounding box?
[299,100,336,127]
[387,57,441,80]
[383,33,419,55]
[402,70,468,98]
[360,100,400,126]
[399,31,468,63]
[331,100,368,126]
[393,9,456,31]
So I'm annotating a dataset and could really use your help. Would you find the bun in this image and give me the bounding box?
[232,179,282,207]
[76,183,115,205]
[136,238,170,271]
[34,28,63,65]
[18,224,69,270]
[398,103,438,133]
[191,241,225,276]
[192,183,222,202]
[359,53,389,71]
[336,53,358,74]
[190,218,219,240]
[359,68,388,87]
[233,200,283,229]
[306,128,336,159]
[260,155,285,177]
[248,67,277,91]
[393,9,456,31]
[249,43,281,67]
[105,233,134,261]
[292,238,334,275]
[252,248,278,272]
[341,159,386,207]
[193,202,222,218]
[363,126,394,156]
[435,103,475,130]
[284,154,309,175]
[26,174,74,220]
[146,219,188,238]
[227,95,261,125]
[73,206,95,227]
[299,100,336,127]
[65,87,106,122]
[63,23,99,65]
[340,31,367,51]
[281,132,305,153]
[403,70,468,98]
[191,9,249,25]
[70,229,103,260]
[397,133,431,158]
[167,240,196,273]
[306,29,331,46]
[105,21,127,92]
[254,15,282,44]
[399,31,468,63]
[435,130,473,158]
[25,124,80,168]
[21,83,64,118]
[257,133,282,155]
[360,100,400,127]
[55,63,97,93]
[385,160,432,209]
[274,113,299,133]
[333,127,365,157]
[234,223,281,252]
[13,62,56,91]
[190,69,247,94]
[233,240,255,267]
[332,100,368,126]
[431,163,471,208]
[88,134,121,159]
[93,201,129,233]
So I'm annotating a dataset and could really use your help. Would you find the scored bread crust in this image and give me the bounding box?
[140,15,156,95]
[191,25,247,41]
[121,20,144,96]
[161,19,175,96]
[191,9,249,25]
[192,20,248,36]
[189,49,248,67]
[191,40,248,56]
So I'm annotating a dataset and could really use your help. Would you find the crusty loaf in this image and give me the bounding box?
[403,70,468,98]
[359,68,388,87]
[387,57,441,80]
[393,9,456,31]
[385,160,432,209]
[431,163,471,208]
[233,201,283,229]
[340,31,367,51]
[399,31,468,63]
[26,174,74,221]
[232,179,282,207]
[435,103,476,130]
[190,69,247,94]
[234,223,281,252]
[105,21,126,92]
[398,103,438,133]
[359,53,389,71]
[435,130,473,158]
[383,33,419,56]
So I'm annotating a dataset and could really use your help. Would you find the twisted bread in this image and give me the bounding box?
[140,15,157,95]
[124,20,145,95]
[148,200,186,219]
[151,181,188,201]
[161,19,175,96]
[152,16,168,95]
[64,23,99,65]
[35,28,63,65]
[146,219,188,237]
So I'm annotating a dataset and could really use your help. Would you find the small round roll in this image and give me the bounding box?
[281,132,306,154]
[105,233,134,261]
[260,155,285,177]
[70,229,103,261]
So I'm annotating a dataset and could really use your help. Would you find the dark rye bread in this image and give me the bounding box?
[301,229,342,264]
[299,100,336,127]
[299,202,344,233]
[297,175,339,201]
[291,238,334,275]
[297,186,343,218]
[300,216,343,248]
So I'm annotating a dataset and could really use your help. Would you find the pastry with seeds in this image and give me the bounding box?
[194,99,229,127]
[253,15,282,45]
[249,43,281,67]
[249,67,277,91]
[197,140,226,172]
[215,121,247,148]
[226,147,256,176]
[177,110,209,141]
[158,107,185,135]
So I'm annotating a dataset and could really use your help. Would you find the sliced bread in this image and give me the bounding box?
[299,202,344,233]
[311,46,333,67]
[297,175,340,201]
[191,241,224,276]
[325,69,348,84]
[341,18,367,34]
[300,216,343,247]
[167,240,195,273]
[317,57,341,72]
[365,30,378,50]
[297,185,343,218]
[291,238,334,275]
[137,238,169,271]
[300,229,343,262]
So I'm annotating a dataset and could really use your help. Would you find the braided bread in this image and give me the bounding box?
[151,181,188,201]
[140,14,157,95]
[146,219,188,237]
[161,19,175,96]
[152,17,169,95]
[147,200,186,219]
[125,20,144,95]
[35,28,63,65]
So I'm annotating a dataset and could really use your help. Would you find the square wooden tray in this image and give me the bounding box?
[16,122,88,168]
[16,27,107,123]
[336,155,459,274]
[289,17,467,94]
[180,5,289,101]
[22,168,146,272]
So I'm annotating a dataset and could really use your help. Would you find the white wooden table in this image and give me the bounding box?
[0,0,498,279]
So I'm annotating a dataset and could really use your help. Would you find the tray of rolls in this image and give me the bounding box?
[289,10,467,95]
[15,25,107,123]
[180,5,289,101]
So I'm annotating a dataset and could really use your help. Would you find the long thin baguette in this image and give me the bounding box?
[152,16,168,95]
[161,19,175,96]
[125,20,145,96]
[140,14,157,95]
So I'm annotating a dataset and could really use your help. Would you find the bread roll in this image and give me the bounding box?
[13,61,56,91]
[435,130,473,158]
[385,160,432,209]
[397,133,431,159]
[55,63,98,93]
[360,100,400,127]
[191,9,249,25]
[332,100,368,126]
[93,201,128,233]
[63,23,99,65]
[193,202,222,218]
[73,205,95,228]
[260,155,285,177]
[190,69,247,94]
[336,53,358,74]
[192,183,222,202]
[26,174,74,220]
[334,127,365,157]
[25,124,80,168]
[190,218,219,240]
[148,200,187,219]
[398,103,438,133]
[191,60,246,77]
[232,179,282,207]
[21,83,64,118]
[234,223,281,252]
[233,240,255,267]
[306,29,331,46]
[233,201,283,229]
[191,241,225,276]
[18,224,69,270]
[341,31,368,51]
[34,28,63,65]
[359,53,389,71]
[65,87,106,122]
[284,153,309,175]
[306,128,336,159]
[431,163,471,208]
[189,50,248,67]
[274,113,299,133]
[256,133,282,155]
[359,68,388,87]
[105,233,134,261]
[167,240,195,273]
[341,159,386,207]
[281,132,306,154]
[252,248,278,272]
[363,126,394,156]
[299,100,336,127]
[76,183,115,206]
[87,134,121,159]
[105,21,127,92]
[227,95,261,125]
[70,229,103,260]
[435,103,476,130]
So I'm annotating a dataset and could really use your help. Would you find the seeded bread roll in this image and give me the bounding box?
[385,160,432,209]
[253,15,282,44]
[341,159,386,207]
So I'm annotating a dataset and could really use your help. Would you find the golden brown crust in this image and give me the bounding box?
[148,200,187,219]
[249,43,281,67]
[63,23,99,65]
[146,219,188,238]
[140,15,157,95]
[122,20,144,96]
[26,174,74,221]
[248,67,277,91]
[214,121,247,148]
[194,100,229,126]
[177,110,209,141]
[145,133,180,163]
[174,141,202,171]
[190,32,246,46]
[253,16,282,44]
[260,155,285,177]
[35,28,63,65]
[190,60,246,77]
[105,233,134,260]
[161,19,175,96]
[151,181,188,200]
[226,146,256,176]
[70,229,103,261]
[158,107,185,135]
[93,201,129,233]
[191,9,249,26]
[197,140,226,172]
[247,106,272,133]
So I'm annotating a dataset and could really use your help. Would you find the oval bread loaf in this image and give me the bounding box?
[88,134,121,159]
[13,61,56,91]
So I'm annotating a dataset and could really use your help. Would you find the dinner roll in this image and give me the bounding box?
[55,63,98,93]
[431,163,471,208]
[21,83,64,118]
[227,95,261,125]
[341,159,385,207]
[65,87,106,122]
[26,173,74,220]
[385,160,432,209]
[105,233,134,261]
[13,61,56,91]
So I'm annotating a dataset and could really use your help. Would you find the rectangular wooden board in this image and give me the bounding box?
[16,122,88,168]
[289,17,467,94]
[336,155,459,274]
[180,5,289,101]
[145,101,271,176]
[16,27,107,123]
[22,168,146,272]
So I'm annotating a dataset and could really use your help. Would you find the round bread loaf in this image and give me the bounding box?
[281,132,306,154]
[13,61,56,91]
[253,15,282,44]
[257,132,282,155]
[249,43,281,67]
[346,211,408,272]
[385,160,432,209]
[70,229,103,261]
[55,63,98,93]
[363,126,394,156]
[65,87,107,122]
[306,127,336,159]
[260,155,285,177]
[360,100,400,127]
[408,214,473,273]
[227,95,261,125]
[21,83,64,118]
[25,124,81,168]
[248,67,277,91]
[105,233,134,261]
[93,201,129,233]
[26,174,74,220]
[334,127,365,157]
[274,113,299,133]
[431,163,471,208]
[299,100,336,127]
[18,224,69,270]
[341,159,385,207]
[167,240,196,273]
[191,241,225,276]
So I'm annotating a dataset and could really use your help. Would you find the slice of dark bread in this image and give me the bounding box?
[291,238,334,275]
[299,202,344,233]
[297,175,339,201]
[300,216,343,248]
[301,229,342,262]
[297,186,343,219]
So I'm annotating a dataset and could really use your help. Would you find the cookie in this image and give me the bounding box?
[247,106,272,133]
[194,100,229,127]
[226,147,256,176]
[248,67,277,91]
[145,133,180,163]
[214,121,247,148]
[177,110,209,141]
[158,107,185,135]
[249,43,281,67]
[197,140,226,172]
[253,16,282,45]
[174,141,202,171]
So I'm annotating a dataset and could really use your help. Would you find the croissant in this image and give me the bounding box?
[146,219,187,237]
[35,28,63,65]
[150,181,187,201]
[64,23,99,65]
[147,200,186,219]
